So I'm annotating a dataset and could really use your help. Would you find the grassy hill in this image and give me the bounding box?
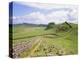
[9,22,78,58]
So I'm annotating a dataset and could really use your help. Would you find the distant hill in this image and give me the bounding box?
[9,23,47,27]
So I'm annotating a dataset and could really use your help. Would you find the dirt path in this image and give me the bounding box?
[12,36,42,58]
[27,37,42,57]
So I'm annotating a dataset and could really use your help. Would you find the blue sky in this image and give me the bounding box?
[11,2,78,24]
[13,2,40,16]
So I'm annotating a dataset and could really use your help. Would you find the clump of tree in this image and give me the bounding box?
[45,22,55,30]
[56,25,69,32]
[56,21,72,32]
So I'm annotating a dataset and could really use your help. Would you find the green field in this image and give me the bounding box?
[10,22,78,58]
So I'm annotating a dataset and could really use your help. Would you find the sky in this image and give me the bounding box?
[10,2,78,24]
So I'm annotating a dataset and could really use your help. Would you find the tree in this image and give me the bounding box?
[45,22,55,30]
[65,21,72,28]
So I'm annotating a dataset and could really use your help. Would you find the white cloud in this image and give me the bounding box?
[13,2,78,24]
[46,11,68,24]
[13,9,78,24]
[26,12,46,24]
[18,2,77,10]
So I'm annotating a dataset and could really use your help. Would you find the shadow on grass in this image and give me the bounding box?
[13,33,60,40]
